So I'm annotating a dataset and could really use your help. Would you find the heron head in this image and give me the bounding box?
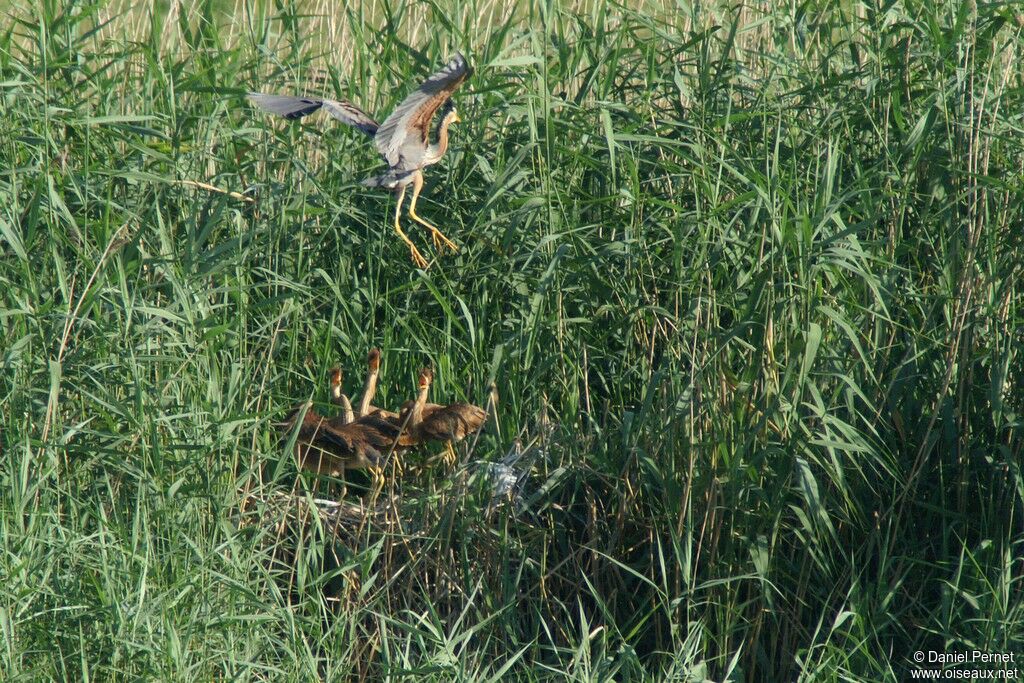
[328,366,342,397]
[418,367,434,390]
[440,99,461,126]
[367,348,381,372]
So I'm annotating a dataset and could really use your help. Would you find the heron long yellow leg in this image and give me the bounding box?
[368,465,385,503]
[408,171,458,253]
[393,185,429,268]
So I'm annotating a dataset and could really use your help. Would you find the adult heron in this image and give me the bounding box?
[248,53,472,268]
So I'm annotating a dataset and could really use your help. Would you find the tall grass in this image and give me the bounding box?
[1,0,1022,680]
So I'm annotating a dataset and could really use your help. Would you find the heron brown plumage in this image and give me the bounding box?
[277,402,400,476]
[278,402,414,501]
[248,53,472,268]
[398,367,487,465]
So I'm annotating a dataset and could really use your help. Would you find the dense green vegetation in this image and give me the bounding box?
[1,0,1022,679]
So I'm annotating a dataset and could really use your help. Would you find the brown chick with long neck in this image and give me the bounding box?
[277,402,411,498]
[328,366,355,426]
[357,348,400,421]
[278,402,390,476]
[398,367,487,464]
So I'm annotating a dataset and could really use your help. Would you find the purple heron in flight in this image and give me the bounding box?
[248,53,472,268]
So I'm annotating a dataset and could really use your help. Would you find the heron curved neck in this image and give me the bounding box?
[358,367,378,416]
[411,381,430,424]
[330,383,355,424]
[426,114,455,164]
[339,394,354,424]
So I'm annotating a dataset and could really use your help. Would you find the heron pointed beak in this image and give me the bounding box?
[452,111,462,124]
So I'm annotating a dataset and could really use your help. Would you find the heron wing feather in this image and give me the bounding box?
[374,53,471,169]
[248,93,379,136]
[247,93,325,120]
[321,100,379,136]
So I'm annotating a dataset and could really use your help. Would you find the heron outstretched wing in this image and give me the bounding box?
[247,93,379,136]
[374,53,471,169]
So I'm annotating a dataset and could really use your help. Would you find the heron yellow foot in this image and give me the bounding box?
[394,220,429,268]
[444,442,457,468]
[408,207,458,253]
[429,228,458,253]
[406,243,429,269]
[408,179,457,254]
